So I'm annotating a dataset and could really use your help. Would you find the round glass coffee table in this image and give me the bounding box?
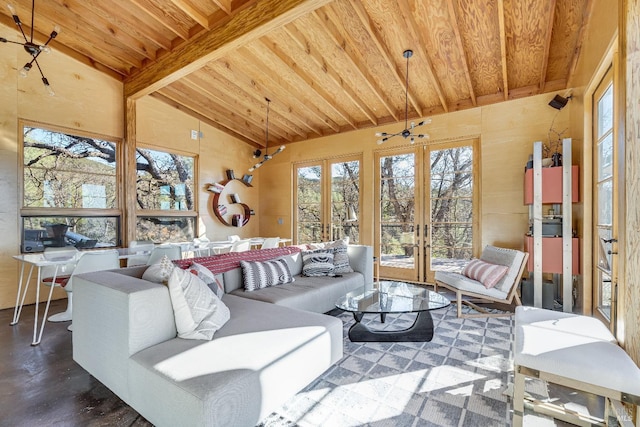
[335,281,450,342]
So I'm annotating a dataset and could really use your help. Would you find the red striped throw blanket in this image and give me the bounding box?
[173,246,302,274]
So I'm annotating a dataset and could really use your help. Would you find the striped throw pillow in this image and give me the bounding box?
[240,259,294,292]
[302,249,335,277]
[462,259,509,289]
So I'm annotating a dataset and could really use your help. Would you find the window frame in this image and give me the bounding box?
[18,119,124,250]
[133,143,199,243]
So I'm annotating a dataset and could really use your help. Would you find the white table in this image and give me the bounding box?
[11,252,80,346]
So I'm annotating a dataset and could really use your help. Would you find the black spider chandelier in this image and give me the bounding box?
[376,49,431,144]
[1,0,59,95]
[249,97,285,172]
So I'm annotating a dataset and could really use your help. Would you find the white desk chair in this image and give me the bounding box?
[42,247,80,323]
[47,249,119,333]
[147,245,182,264]
[127,240,154,266]
[193,236,211,257]
[260,237,280,249]
[230,239,251,252]
[227,234,241,242]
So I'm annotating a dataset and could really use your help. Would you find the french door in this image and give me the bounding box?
[376,140,478,283]
[593,66,617,328]
[294,156,361,244]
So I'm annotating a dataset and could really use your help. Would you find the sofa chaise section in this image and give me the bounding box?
[73,269,343,427]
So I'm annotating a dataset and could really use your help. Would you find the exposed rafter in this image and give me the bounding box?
[446,0,476,106]
[497,0,509,100]
[168,0,209,29]
[124,0,333,99]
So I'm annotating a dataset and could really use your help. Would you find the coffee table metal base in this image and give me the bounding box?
[348,311,435,342]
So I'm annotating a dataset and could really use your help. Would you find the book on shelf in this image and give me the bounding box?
[208,182,225,193]
[226,169,236,180]
[230,193,241,203]
[217,204,227,216]
[232,214,244,227]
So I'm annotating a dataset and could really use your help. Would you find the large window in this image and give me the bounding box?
[135,147,196,242]
[21,122,120,252]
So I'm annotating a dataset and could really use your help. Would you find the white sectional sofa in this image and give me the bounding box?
[72,245,373,427]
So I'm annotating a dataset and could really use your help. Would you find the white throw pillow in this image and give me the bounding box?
[141,255,175,285]
[188,262,225,299]
[167,267,230,340]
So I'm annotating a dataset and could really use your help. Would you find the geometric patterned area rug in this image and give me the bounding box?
[259,304,516,426]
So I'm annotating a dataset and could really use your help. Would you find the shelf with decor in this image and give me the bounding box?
[208,169,254,227]
[524,138,578,313]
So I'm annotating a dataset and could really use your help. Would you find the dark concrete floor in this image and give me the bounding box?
[0,299,152,427]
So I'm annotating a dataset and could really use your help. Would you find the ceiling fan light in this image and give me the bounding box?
[52,25,60,37]
[40,45,51,54]
[252,149,262,158]
[376,138,387,145]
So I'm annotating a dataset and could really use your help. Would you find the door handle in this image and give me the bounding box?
[602,238,618,244]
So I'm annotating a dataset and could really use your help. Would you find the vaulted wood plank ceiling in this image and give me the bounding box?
[1,0,593,149]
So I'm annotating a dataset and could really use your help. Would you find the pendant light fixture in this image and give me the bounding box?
[1,0,59,96]
[249,98,285,172]
[375,50,430,145]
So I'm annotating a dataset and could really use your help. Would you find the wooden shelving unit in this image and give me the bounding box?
[209,170,254,227]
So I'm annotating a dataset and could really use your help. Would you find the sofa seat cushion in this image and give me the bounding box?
[128,295,343,427]
[229,272,364,313]
[435,270,508,299]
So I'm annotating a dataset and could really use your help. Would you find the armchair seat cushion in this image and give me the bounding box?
[434,271,508,299]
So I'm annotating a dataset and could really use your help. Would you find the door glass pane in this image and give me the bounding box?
[597,180,613,225]
[597,84,613,138]
[330,160,360,243]
[598,133,613,180]
[380,154,415,269]
[430,146,474,271]
[593,70,614,322]
[297,166,322,244]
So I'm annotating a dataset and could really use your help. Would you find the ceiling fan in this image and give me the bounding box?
[375,49,431,144]
[249,98,285,172]
[1,0,60,95]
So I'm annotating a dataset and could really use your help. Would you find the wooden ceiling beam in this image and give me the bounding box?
[167,0,210,29]
[312,9,399,121]
[212,0,233,15]
[240,44,341,133]
[446,0,476,106]
[150,92,258,147]
[160,83,265,144]
[61,0,158,61]
[180,75,293,142]
[566,0,595,88]
[497,0,509,100]
[284,22,378,126]
[348,0,422,118]
[203,60,323,137]
[193,66,307,139]
[124,0,332,99]
[0,14,124,80]
[80,0,173,51]
[129,0,189,40]
[538,0,557,93]
[396,0,449,113]
[255,37,358,130]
